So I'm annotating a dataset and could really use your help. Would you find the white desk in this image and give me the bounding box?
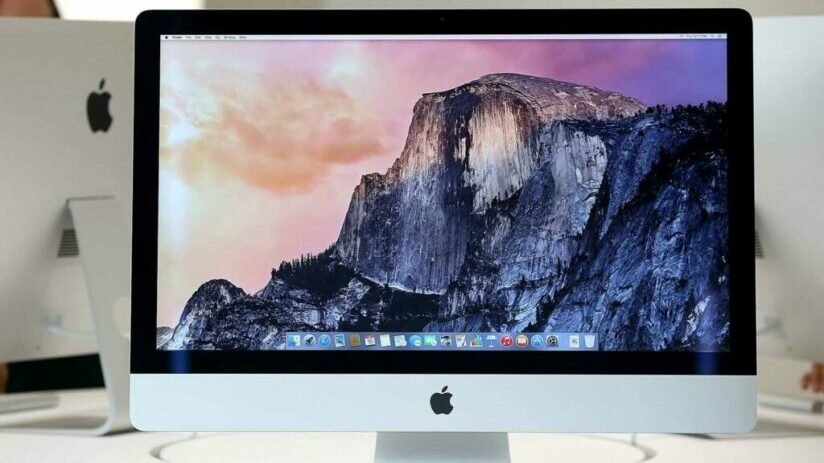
[1,389,823,463]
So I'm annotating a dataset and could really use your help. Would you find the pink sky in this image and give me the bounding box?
[156,38,727,326]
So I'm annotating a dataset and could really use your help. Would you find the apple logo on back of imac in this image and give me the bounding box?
[430,386,454,415]
[87,78,112,133]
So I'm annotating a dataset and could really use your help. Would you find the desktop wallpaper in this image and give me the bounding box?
[156,37,730,352]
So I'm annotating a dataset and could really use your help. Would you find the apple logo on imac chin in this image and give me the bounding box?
[87,78,112,133]
[430,386,454,415]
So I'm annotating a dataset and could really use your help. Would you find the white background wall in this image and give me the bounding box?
[54,0,202,21]
[205,0,824,17]
[52,0,824,21]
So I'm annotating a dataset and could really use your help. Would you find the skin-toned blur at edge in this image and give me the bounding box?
[0,0,56,17]
[803,363,824,394]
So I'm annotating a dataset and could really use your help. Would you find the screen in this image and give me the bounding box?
[156,34,729,353]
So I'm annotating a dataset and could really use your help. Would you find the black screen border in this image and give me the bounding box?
[131,8,755,375]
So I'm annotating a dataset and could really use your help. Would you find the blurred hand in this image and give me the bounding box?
[801,362,824,393]
[0,0,55,17]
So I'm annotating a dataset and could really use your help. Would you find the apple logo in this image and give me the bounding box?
[87,78,113,133]
[430,386,454,415]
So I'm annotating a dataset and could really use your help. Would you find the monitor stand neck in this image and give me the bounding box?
[67,197,132,435]
[375,432,510,463]
[0,197,131,436]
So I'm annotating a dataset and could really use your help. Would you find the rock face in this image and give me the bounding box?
[165,279,246,349]
[425,103,730,353]
[161,249,440,350]
[335,74,645,294]
[163,277,323,350]
[156,326,173,349]
[161,73,730,352]
[540,111,730,351]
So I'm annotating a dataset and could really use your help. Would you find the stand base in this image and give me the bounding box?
[150,432,650,463]
[375,433,510,463]
[0,393,59,415]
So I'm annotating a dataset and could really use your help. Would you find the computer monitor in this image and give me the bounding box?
[753,15,824,363]
[0,18,133,434]
[130,9,756,456]
[0,18,132,364]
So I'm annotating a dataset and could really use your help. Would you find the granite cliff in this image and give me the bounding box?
[160,73,729,352]
[335,73,645,294]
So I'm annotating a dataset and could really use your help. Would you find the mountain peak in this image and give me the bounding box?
[420,72,645,123]
[190,279,244,299]
[337,74,649,293]
[473,72,567,85]
[178,279,246,323]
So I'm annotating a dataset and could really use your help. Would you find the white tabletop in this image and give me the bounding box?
[1,389,823,463]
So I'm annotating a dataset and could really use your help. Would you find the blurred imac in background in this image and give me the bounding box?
[0,18,133,434]
[754,15,824,411]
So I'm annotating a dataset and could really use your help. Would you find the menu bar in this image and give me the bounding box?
[161,34,726,42]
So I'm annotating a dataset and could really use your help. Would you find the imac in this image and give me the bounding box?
[0,18,133,434]
[130,9,756,461]
[753,15,824,363]
[753,16,824,410]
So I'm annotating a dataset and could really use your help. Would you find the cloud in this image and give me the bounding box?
[160,66,389,195]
